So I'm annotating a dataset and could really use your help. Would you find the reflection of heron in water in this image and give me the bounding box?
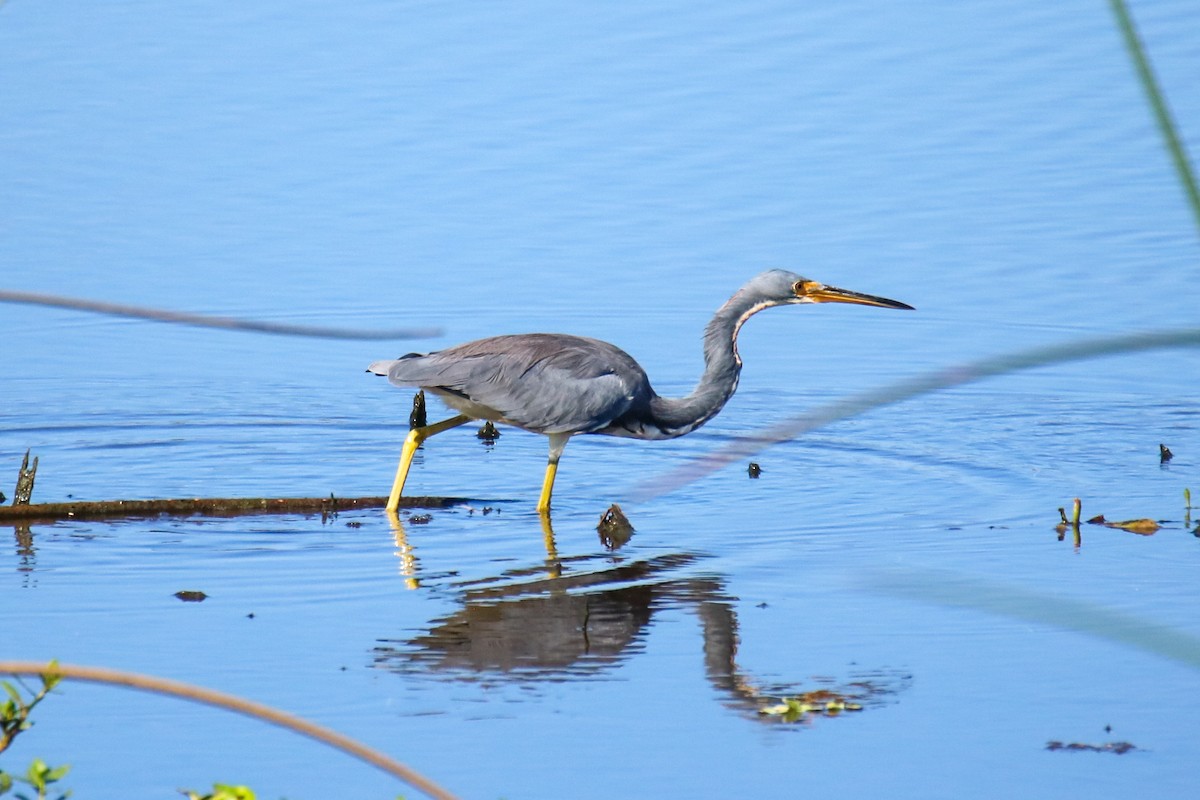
[372,550,908,720]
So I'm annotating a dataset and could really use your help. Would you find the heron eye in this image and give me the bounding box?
[792,281,808,296]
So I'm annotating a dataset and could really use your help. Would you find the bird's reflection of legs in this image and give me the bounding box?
[386,414,471,512]
[539,511,563,579]
[387,507,561,588]
[385,510,420,590]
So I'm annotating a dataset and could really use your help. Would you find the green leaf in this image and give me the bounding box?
[44,765,70,783]
[0,770,13,795]
[1,683,21,705]
[24,758,48,785]
[40,664,62,693]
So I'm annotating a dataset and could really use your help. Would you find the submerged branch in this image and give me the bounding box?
[0,494,465,522]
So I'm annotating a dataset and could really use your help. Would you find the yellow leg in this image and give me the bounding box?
[386,414,471,512]
[536,433,571,513]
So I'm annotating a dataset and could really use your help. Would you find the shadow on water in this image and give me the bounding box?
[373,515,910,724]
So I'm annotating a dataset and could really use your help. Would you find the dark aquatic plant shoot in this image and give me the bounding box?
[409,389,428,429]
[475,420,501,441]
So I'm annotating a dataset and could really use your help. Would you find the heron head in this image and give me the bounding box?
[768,270,914,310]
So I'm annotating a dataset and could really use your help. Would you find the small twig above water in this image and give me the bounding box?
[13,449,37,506]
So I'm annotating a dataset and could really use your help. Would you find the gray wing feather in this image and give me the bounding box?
[371,334,650,434]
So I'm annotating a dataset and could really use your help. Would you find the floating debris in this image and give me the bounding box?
[174,590,208,603]
[747,462,762,479]
[1058,499,1165,538]
[759,690,865,723]
[476,421,501,441]
[1086,515,1161,535]
[408,514,433,525]
[1046,740,1137,755]
[1159,443,1173,463]
[597,503,635,550]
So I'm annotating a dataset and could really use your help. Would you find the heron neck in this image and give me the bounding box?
[648,286,767,436]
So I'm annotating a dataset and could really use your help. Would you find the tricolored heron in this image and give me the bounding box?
[369,270,912,512]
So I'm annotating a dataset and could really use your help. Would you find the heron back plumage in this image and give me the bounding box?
[370,333,652,435]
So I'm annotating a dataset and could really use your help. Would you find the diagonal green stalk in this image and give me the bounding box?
[1108,0,1200,235]
[630,327,1200,502]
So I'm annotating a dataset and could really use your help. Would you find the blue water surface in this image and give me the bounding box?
[2,1,1199,798]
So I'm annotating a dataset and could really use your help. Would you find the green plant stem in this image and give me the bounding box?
[632,327,1200,502]
[1108,0,1200,235]
[0,289,440,340]
[0,662,459,800]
